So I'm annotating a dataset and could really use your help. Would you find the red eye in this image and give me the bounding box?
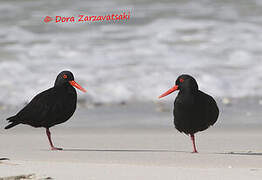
[63,75,68,79]
[179,78,184,83]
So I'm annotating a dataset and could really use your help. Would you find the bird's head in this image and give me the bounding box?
[158,74,198,98]
[55,70,87,93]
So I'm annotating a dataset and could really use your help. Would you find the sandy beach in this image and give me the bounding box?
[1,0,262,178]
[1,127,262,179]
[1,101,262,180]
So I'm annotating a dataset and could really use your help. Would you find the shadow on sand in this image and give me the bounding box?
[218,151,262,156]
[43,148,262,155]
[62,148,189,153]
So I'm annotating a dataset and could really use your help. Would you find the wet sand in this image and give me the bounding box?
[0,100,262,179]
[0,127,262,179]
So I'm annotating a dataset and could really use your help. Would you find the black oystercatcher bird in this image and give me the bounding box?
[158,74,219,153]
[5,71,86,150]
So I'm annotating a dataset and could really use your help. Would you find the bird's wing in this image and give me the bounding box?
[198,91,219,126]
[16,87,62,126]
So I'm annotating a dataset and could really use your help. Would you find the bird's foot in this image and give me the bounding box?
[191,150,198,153]
[51,147,63,151]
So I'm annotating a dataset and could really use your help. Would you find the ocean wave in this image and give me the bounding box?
[0,0,262,106]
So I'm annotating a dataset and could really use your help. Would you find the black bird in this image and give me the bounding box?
[159,74,219,153]
[5,70,86,150]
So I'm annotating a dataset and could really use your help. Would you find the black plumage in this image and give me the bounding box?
[159,74,219,153]
[5,70,86,150]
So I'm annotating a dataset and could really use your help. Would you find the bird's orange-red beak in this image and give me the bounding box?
[69,81,87,93]
[158,85,179,98]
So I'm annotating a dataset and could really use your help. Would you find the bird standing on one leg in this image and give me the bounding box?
[159,74,219,153]
[5,70,86,150]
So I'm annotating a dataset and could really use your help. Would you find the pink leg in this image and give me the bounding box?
[190,134,198,153]
[46,128,63,151]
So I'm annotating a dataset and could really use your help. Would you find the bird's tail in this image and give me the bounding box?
[5,116,20,129]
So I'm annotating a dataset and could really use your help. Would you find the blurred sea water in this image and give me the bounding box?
[0,0,262,106]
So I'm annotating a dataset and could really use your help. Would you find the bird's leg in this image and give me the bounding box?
[46,128,63,151]
[190,134,198,153]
